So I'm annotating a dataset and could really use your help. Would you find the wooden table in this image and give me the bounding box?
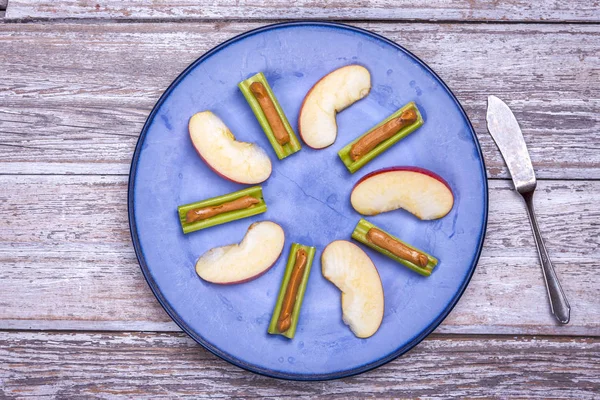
[1,1,599,397]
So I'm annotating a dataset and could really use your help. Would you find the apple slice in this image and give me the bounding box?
[195,221,285,284]
[351,167,454,220]
[299,65,371,149]
[189,111,272,184]
[321,240,384,338]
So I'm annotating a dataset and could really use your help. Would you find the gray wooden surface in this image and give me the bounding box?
[6,0,600,22]
[0,1,599,398]
[1,332,598,398]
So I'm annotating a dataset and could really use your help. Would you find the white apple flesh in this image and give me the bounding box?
[195,221,285,284]
[351,167,454,220]
[299,65,371,149]
[322,240,384,338]
[189,111,272,184]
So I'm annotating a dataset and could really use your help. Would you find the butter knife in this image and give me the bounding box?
[486,95,570,324]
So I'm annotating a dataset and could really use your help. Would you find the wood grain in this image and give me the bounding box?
[0,331,598,398]
[0,5,598,393]
[0,22,599,177]
[5,0,600,22]
[0,175,598,334]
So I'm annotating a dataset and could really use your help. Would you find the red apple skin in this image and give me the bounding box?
[298,65,370,150]
[354,166,452,193]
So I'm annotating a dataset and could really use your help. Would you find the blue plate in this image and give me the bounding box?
[129,22,488,380]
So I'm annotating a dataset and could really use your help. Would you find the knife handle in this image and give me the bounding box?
[521,191,571,324]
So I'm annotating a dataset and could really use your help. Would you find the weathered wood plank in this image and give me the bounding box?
[5,0,600,22]
[0,175,598,335]
[0,331,598,398]
[0,22,599,178]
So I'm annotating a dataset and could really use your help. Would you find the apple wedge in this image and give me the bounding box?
[299,65,371,149]
[189,111,272,184]
[195,221,285,284]
[322,240,384,338]
[351,167,454,220]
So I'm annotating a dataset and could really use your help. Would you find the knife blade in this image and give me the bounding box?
[486,95,536,193]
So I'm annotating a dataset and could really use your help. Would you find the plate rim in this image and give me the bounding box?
[127,21,489,381]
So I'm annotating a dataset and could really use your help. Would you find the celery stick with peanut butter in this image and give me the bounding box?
[352,219,438,276]
[239,72,302,160]
[338,102,424,173]
[177,186,267,234]
[268,243,316,339]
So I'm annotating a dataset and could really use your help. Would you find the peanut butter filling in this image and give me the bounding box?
[250,81,290,146]
[277,248,308,333]
[367,228,428,267]
[186,195,260,223]
[350,108,417,161]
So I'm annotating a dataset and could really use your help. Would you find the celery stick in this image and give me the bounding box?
[177,186,266,234]
[239,72,301,160]
[268,243,316,339]
[352,218,437,276]
[338,102,424,173]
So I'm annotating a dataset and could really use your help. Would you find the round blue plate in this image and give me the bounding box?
[129,22,488,380]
